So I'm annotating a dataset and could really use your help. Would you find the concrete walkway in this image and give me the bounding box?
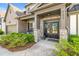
[0,40,56,56]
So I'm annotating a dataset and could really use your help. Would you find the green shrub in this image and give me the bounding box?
[69,35,79,44]
[53,39,75,56]
[0,29,4,35]
[53,35,79,56]
[0,33,34,48]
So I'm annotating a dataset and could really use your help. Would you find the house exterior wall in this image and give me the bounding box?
[6,25,17,33]
[5,6,18,33]
[18,20,27,33]
[18,19,34,33]
[78,14,79,35]
[39,15,60,39]
[19,3,68,42]
[70,15,77,34]
[59,4,68,40]
[69,12,79,35]
[32,4,68,42]
[6,7,17,25]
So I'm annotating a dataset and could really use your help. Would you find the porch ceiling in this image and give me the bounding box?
[38,9,60,18]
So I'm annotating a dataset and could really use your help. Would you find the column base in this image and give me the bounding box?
[60,29,68,40]
[34,29,41,42]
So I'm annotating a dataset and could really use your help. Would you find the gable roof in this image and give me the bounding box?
[30,3,42,10]
[4,4,23,22]
[25,3,34,8]
[9,4,22,12]
[67,3,79,12]
[29,3,46,12]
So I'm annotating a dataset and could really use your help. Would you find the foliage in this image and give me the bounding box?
[65,3,72,7]
[0,29,4,35]
[69,35,79,44]
[53,35,79,56]
[0,33,34,48]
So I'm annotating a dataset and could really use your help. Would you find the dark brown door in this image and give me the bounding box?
[44,21,59,39]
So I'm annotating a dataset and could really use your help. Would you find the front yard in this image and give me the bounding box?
[0,32,56,56]
[0,33,35,51]
[0,40,55,56]
[0,30,79,56]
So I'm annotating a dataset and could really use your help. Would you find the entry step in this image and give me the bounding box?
[45,38,59,42]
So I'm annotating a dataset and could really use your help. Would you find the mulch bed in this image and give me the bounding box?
[1,42,35,52]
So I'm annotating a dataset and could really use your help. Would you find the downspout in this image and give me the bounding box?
[65,4,72,39]
[76,14,78,36]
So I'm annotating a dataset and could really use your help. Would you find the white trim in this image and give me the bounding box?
[78,14,79,35]
[70,14,77,35]
[41,16,60,21]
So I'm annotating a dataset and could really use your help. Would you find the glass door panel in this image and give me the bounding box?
[52,22,59,34]
[44,21,59,39]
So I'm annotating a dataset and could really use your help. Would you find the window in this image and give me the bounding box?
[28,21,33,33]
[52,22,59,34]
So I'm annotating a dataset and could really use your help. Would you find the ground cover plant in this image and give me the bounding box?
[0,33,35,51]
[0,29,4,35]
[53,35,79,56]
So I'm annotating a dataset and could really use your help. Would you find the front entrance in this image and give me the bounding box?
[44,20,59,39]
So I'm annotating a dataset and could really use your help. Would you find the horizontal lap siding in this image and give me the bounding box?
[78,15,79,35]
[70,15,76,35]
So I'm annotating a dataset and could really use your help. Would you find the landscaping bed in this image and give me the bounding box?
[1,42,35,52]
[0,33,35,52]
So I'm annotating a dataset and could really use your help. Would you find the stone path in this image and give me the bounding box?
[0,40,56,56]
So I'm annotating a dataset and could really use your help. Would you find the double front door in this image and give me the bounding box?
[44,20,59,39]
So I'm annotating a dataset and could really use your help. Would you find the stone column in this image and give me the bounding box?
[60,7,68,40]
[40,20,44,39]
[33,14,40,42]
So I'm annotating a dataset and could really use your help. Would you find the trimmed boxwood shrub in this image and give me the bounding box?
[0,29,4,35]
[0,33,34,48]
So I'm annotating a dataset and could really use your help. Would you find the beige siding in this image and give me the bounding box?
[70,15,76,35]
[18,19,34,33]
[5,6,18,33]
[18,20,27,33]
[78,14,79,35]
[6,8,17,25]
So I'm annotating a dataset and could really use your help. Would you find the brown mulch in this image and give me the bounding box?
[1,42,35,52]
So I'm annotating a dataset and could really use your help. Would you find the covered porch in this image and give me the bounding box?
[17,4,68,42]
[34,4,68,42]
[39,9,60,39]
[17,14,34,34]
